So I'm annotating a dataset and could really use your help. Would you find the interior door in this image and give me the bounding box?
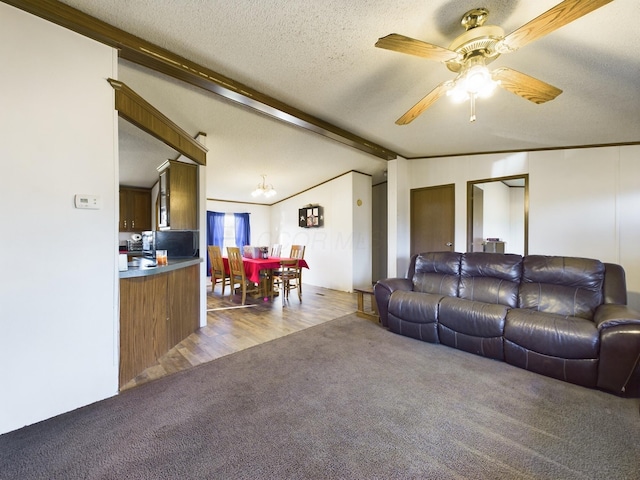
[410,184,455,256]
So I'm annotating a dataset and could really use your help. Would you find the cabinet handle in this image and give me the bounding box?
[132,220,135,229]
[124,220,127,229]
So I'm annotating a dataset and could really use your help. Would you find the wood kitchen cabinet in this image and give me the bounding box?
[119,186,151,232]
[157,160,198,231]
[119,263,199,388]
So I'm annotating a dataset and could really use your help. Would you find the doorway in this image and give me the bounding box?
[410,184,455,256]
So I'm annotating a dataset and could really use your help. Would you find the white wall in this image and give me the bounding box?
[269,172,370,292]
[352,173,373,288]
[403,146,640,310]
[478,182,511,245]
[388,157,411,277]
[509,187,525,256]
[0,5,119,434]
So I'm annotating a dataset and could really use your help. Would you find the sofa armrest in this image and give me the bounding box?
[594,304,640,330]
[595,304,640,396]
[374,278,413,328]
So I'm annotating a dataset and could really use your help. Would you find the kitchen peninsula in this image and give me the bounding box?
[119,257,202,388]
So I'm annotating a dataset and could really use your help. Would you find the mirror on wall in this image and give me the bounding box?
[466,174,528,256]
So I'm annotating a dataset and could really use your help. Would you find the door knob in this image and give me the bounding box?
[446,242,453,247]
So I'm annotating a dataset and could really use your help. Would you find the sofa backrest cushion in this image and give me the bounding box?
[519,255,605,320]
[413,252,461,297]
[459,253,523,308]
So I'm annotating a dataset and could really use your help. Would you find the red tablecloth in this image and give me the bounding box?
[222,257,309,283]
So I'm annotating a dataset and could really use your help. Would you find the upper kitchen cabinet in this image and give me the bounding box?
[119,186,152,232]
[158,160,198,231]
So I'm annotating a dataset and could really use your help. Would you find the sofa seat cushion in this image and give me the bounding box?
[437,297,508,360]
[504,309,600,387]
[505,309,599,359]
[387,291,442,343]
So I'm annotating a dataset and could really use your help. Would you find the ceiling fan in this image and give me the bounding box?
[376,0,613,124]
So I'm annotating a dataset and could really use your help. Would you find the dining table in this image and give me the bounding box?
[222,256,309,300]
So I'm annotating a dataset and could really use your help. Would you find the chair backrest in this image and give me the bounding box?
[290,245,305,259]
[208,245,225,274]
[227,247,246,281]
[270,244,282,258]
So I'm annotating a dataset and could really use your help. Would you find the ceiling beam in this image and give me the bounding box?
[4,0,398,161]
[108,79,207,165]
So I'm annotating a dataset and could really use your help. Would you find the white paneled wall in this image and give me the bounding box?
[404,145,640,310]
[1,5,119,434]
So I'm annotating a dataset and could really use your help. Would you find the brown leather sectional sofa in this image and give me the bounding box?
[374,252,640,396]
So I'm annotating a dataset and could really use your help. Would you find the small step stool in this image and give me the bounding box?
[354,287,379,323]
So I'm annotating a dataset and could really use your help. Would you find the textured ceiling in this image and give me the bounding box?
[57,0,640,203]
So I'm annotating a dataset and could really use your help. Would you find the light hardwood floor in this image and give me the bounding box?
[122,283,366,390]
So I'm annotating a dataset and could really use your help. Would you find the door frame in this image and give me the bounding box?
[466,174,529,255]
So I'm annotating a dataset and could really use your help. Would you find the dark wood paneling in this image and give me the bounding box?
[167,265,199,347]
[120,265,200,388]
[119,274,168,387]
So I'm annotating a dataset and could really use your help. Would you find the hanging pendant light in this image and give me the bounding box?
[251,174,277,198]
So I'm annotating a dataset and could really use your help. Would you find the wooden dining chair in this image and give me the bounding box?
[270,244,282,258]
[274,245,305,300]
[277,258,302,301]
[207,245,228,296]
[227,246,257,305]
[289,244,306,294]
[290,244,306,260]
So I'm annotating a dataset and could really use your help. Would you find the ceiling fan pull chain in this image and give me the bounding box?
[469,93,477,122]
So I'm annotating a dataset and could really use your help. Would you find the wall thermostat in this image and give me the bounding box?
[74,194,101,209]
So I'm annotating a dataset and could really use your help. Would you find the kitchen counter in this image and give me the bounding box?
[119,257,201,387]
[119,257,202,279]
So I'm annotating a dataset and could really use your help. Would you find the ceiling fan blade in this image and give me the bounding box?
[396,81,451,125]
[502,0,613,52]
[493,67,562,104]
[376,34,460,62]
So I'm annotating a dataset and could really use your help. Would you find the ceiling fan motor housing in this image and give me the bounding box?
[446,24,505,73]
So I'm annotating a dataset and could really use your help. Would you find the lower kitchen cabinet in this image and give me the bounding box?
[119,264,199,388]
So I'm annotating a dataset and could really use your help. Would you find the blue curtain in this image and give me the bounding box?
[234,213,251,250]
[206,211,225,276]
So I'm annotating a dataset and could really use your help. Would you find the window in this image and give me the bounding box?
[222,213,237,252]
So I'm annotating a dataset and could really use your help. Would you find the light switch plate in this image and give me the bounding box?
[74,194,101,209]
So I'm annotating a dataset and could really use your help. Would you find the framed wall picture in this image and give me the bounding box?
[299,205,324,228]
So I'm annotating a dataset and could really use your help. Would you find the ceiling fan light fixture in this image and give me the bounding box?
[251,174,277,198]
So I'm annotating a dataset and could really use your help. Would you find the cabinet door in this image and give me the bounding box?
[168,162,198,230]
[129,189,152,231]
[167,264,199,347]
[119,190,128,231]
[119,274,168,387]
[119,187,151,232]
